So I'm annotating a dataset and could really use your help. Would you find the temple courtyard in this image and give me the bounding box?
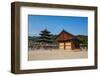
[28,49,88,60]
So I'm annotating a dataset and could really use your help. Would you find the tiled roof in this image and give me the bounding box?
[56,30,77,41]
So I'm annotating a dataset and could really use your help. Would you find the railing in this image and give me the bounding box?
[28,43,59,50]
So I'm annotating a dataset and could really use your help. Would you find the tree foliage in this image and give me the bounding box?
[77,35,88,47]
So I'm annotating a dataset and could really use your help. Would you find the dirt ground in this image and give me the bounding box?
[28,49,88,61]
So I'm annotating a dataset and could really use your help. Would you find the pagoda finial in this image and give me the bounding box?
[44,26,48,31]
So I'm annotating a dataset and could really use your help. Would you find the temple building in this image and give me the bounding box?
[56,30,81,50]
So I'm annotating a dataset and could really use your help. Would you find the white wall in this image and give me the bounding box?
[0,0,100,76]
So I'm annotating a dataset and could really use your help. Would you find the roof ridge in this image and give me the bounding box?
[55,29,77,41]
[61,30,75,37]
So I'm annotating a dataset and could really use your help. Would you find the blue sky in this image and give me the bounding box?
[28,15,88,36]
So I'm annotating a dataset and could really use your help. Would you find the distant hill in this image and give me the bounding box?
[28,36,40,42]
[28,35,58,43]
[29,35,88,47]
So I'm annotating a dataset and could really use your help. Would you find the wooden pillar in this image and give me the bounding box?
[64,42,65,50]
[71,42,73,50]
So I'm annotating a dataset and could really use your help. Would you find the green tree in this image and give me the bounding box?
[77,35,88,48]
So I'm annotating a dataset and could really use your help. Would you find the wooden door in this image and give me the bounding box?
[59,43,64,49]
[65,42,71,49]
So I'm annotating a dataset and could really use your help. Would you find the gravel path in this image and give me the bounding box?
[28,49,88,60]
